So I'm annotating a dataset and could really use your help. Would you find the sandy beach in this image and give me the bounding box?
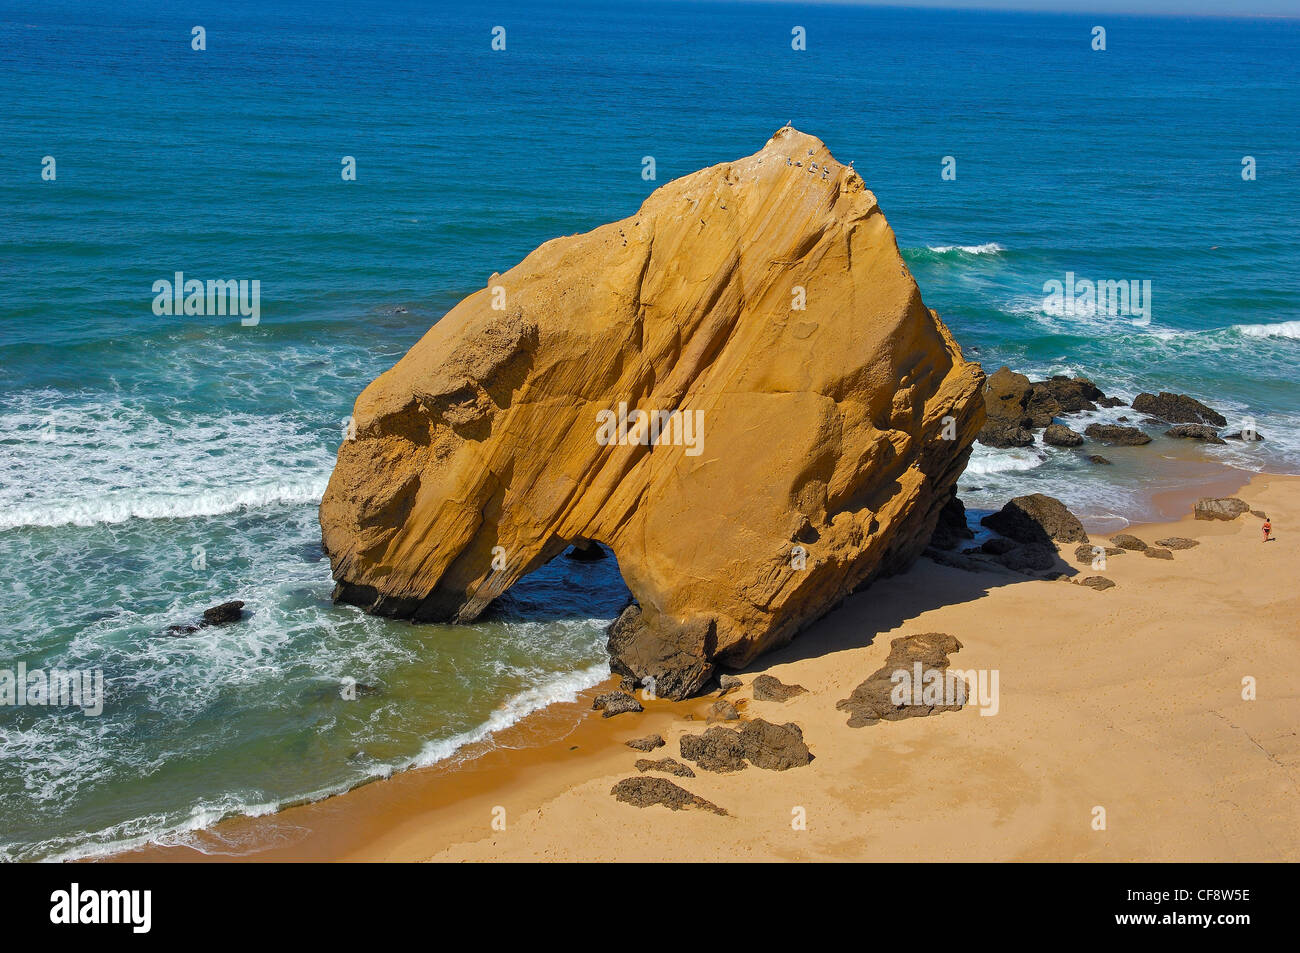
[114,470,1299,863]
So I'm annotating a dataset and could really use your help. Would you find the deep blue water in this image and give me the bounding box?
[1,0,1297,859]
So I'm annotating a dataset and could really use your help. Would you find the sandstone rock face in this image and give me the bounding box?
[320,129,985,699]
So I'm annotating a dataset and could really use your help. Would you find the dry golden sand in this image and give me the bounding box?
[118,472,1300,863]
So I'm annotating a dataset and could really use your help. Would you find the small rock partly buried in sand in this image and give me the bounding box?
[718,674,743,694]
[836,633,965,728]
[1165,424,1226,444]
[1081,576,1116,590]
[625,734,665,752]
[610,776,727,815]
[593,691,644,718]
[1073,543,1122,563]
[635,757,696,778]
[751,674,809,703]
[1111,534,1148,552]
[679,719,813,772]
[1084,424,1152,446]
[1144,548,1174,560]
[1043,423,1084,447]
[1155,537,1198,550]
[1194,497,1250,521]
[706,699,740,723]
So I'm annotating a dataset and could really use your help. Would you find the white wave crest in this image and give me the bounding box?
[1231,320,1300,340]
[0,394,336,530]
[926,242,1006,255]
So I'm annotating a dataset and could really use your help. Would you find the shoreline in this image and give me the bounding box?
[107,467,1300,863]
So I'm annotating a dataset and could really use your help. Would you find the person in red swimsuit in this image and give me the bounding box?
[1262,518,1272,542]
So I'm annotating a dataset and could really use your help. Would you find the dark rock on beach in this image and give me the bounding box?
[717,674,743,695]
[836,632,965,728]
[1084,423,1152,446]
[1111,534,1148,552]
[1088,454,1112,465]
[751,674,808,703]
[1155,537,1199,550]
[981,493,1089,545]
[706,699,740,723]
[1194,498,1250,521]
[1080,576,1116,591]
[1132,392,1227,427]
[606,603,715,700]
[610,776,727,815]
[1074,543,1121,563]
[1145,547,1174,560]
[635,757,696,779]
[593,691,644,718]
[679,718,813,772]
[679,725,749,773]
[738,719,813,771]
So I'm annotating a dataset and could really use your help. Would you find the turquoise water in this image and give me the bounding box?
[1,1,1297,859]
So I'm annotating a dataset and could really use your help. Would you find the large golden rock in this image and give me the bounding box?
[320,128,985,698]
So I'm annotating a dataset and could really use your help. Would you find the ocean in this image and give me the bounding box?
[1,0,1297,860]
